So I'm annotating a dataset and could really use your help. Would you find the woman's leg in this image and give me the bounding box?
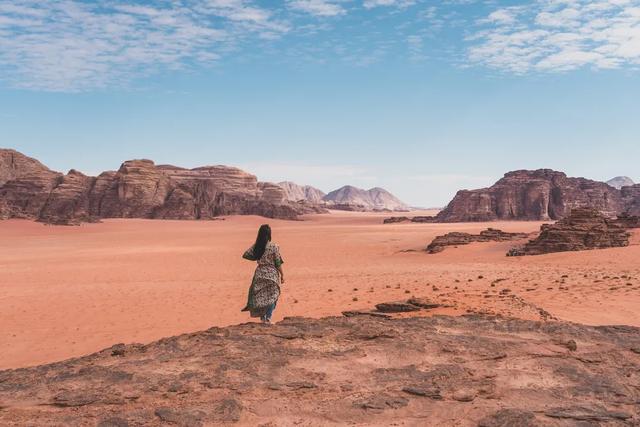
[264,301,277,322]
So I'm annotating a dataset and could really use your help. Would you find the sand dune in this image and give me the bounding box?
[1,210,639,369]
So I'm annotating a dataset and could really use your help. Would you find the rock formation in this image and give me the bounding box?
[0,148,327,224]
[278,181,326,203]
[615,212,640,229]
[607,176,635,190]
[383,216,436,224]
[621,184,640,216]
[1,312,638,425]
[507,208,630,256]
[323,185,409,212]
[436,169,636,222]
[426,228,530,254]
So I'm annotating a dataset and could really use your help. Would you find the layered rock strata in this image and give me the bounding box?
[0,313,638,425]
[437,169,638,222]
[0,149,326,224]
[426,228,530,254]
[508,208,631,256]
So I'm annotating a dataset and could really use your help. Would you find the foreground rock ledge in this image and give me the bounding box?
[1,315,639,426]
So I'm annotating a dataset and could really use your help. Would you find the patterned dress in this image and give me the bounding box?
[242,242,284,318]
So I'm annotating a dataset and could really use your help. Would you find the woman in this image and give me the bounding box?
[241,224,285,324]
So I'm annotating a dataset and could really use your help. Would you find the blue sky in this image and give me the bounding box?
[1,0,639,206]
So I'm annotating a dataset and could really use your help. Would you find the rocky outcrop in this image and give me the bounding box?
[0,150,61,220]
[615,212,640,229]
[607,176,635,190]
[323,185,409,212]
[426,228,530,254]
[383,216,436,224]
[0,148,327,224]
[621,184,640,216]
[1,312,638,425]
[278,181,326,203]
[508,208,630,256]
[437,169,631,222]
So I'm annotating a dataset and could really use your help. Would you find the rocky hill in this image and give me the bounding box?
[508,208,631,256]
[0,312,638,426]
[437,169,640,222]
[323,185,409,211]
[278,181,326,203]
[0,149,326,224]
[607,176,635,190]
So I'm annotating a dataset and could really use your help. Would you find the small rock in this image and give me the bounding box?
[110,344,126,357]
[342,310,391,319]
[375,301,421,313]
[52,391,97,407]
[155,407,204,427]
[452,390,475,402]
[478,409,537,427]
[286,381,317,390]
[545,406,631,421]
[402,386,442,400]
[354,395,408,411]
[212,398,243,422]
[97,418,129,427]
[407,298,441,309]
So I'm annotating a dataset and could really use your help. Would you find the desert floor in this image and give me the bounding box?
[1,211,639,370]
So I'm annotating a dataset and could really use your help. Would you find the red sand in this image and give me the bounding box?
[1,211,639,370]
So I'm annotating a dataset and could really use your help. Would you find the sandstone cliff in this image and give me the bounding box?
[436,169,637,222]
[0,149,326,224]
[278,181,326,203]
[0,312,638,425]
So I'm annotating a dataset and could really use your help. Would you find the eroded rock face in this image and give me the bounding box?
[278,181,326,204]
[0,313,638,425]
[0,151,61,220]
[0,148,326,224]
[437,169,628,222]
[508,208,630,256]
[426,228,530,254]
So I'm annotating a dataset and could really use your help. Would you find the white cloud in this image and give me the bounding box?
[287,0,346,17]
[363,0,416,10]
[468,0,640,73]
[0,0,287,91]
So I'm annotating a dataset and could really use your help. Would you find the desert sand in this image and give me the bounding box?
[1,210,639,370]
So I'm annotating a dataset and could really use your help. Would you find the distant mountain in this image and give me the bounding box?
[607,176,635,190]
[278,181,326,204]
[323,185,409,212]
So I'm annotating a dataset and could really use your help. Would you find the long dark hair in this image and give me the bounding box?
[253,224,272,260]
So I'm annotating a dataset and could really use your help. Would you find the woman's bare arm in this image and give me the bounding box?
[277,265,285,284]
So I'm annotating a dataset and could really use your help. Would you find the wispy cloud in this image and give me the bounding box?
[363,0,416,10]
[2,0,639,92]
[468,0,640,73]
[288,0,346,17]
[0,0,287,91]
